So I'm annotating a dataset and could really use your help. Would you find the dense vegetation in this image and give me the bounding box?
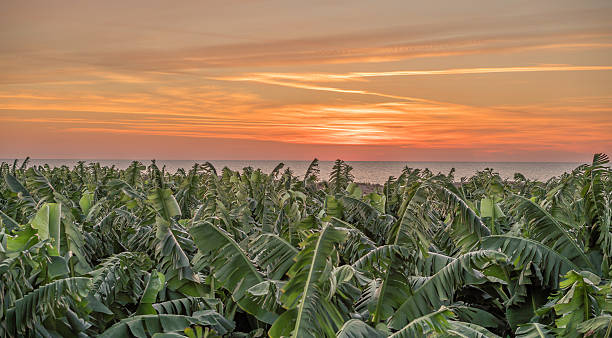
[0,155,610,337]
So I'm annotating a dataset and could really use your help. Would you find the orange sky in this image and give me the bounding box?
[1,0,611,161]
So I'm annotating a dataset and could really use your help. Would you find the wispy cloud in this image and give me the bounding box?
[211,65,612,104]
[3,19,612,86]
[2,87,610,152]
[65,31,612,72]
[224,65,612,83]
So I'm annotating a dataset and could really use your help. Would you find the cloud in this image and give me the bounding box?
[211,65,612,106]
[2,11,611,86]
[72,30,612,72]
[225,65,612,83]
[2,89,610,153]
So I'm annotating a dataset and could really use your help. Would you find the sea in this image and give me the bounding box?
[0,159,584,184]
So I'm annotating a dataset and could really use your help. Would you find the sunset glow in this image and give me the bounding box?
[1,1,611,161]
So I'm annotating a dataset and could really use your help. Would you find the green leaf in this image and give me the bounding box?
[30,203,62,256]
[0,209,19,230]
[450,305,504,329]
[325,195,343,219]
[149,188,181,220]
[137,270,166,315]
[4,173,29,195]
[389,250,507,329]
[515,323,554,337]
[336,319,386,338]
[442,321,502,338]
[482,235,579,287]
[90,252,153,308]
[156,217,195,281]
[480,197,505,219]
[277,225,347,338]
[364,193,386,214]
[269,308,297,338]
[5,277,91,336]
[47,255,70,279]
[553,270,602,336]
[389,306,454,337]
[444,188,491,252]
[190,221,278,324]
[99,311,234,337]
[250,233,298,280]
[152,297,219,316]
[577,314,612,336]
[346,183,363,199]
[512,195,593,270]
[6,225,38,251]
[79,191,94,215]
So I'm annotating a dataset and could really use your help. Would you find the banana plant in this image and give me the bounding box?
[0,155,609,337]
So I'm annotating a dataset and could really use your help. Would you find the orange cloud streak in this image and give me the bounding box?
[2,89,610,153]
[216,65,612,83]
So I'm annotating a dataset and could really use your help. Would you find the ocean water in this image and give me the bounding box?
[1,159,583,184]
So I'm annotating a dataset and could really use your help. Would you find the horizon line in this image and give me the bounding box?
[0,157,585,164]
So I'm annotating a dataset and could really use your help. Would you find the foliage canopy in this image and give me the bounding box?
[0,155,611,337]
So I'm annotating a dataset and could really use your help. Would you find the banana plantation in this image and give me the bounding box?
[0,155,610,337]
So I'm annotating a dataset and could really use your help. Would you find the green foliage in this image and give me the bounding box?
[548,270,610,337]
[389,250,507,329]
[336,319,387,337]
[443,188,491,252]
[190,220,278,324]
[100,311,234,337]
[329,159,354,194]
[5,277,92,336]
[481,235,578,287]
[512,195,594,270]
[272,225,348,337]
[137,270,166,315]
[0,156,610,337]
[515,323,555,338]
[389,306,454,337]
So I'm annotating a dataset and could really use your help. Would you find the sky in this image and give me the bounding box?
[0,0,611,161]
